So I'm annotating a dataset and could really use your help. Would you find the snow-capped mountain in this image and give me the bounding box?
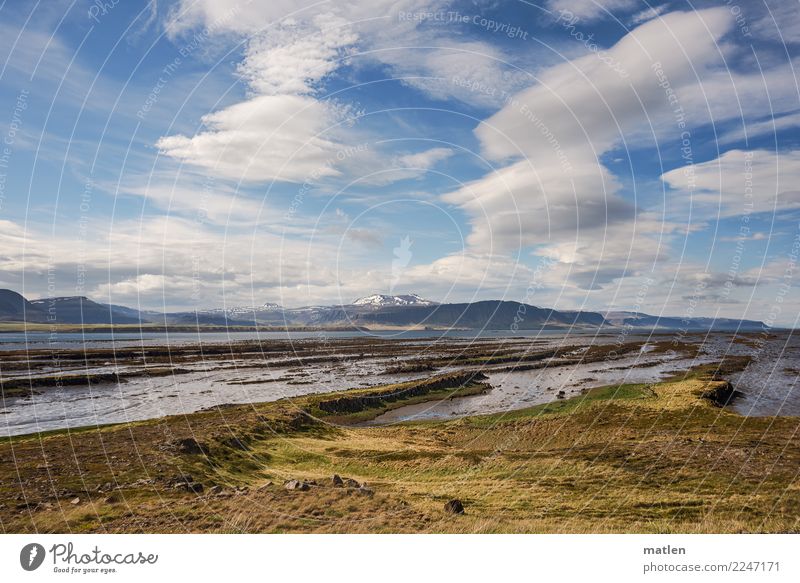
[199,303,282,316]
[351,293,437,307]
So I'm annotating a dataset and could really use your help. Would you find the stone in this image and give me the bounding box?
[175,438,208,455]
[332,474,344,487]
[70,497,81,505]
[344,478,361,489]
[444,499,464,514]
[284,480,310,491]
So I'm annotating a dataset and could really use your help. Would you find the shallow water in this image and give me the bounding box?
[1,331,797,436]
[0,328,608,351]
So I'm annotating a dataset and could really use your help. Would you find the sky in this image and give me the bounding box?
[0,0,799,325]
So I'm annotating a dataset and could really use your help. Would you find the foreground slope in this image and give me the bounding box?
[2,357,798,533]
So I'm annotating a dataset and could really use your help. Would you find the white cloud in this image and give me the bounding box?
[439,8,735,293]
[661,149,800,217]
[396,147,453,169]
[158,9,360,183]
[629,5,668,26]
[157,94,352,182]
[238,13,357,96]
[547,0,638,23]
[718,111,800,144]
[375,41,533,108]
[751,0,800,43]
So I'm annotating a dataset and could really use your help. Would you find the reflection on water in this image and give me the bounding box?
[1,330,797,436]
[0,328,610,351]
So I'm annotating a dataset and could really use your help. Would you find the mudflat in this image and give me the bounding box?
[1,332,798,533]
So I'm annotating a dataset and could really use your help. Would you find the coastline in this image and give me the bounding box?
[2,352,798,534]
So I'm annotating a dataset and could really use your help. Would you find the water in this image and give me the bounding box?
[1,331,797,436]
[0,328,612,351]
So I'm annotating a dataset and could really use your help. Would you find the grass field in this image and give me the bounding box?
[1,361,798,533]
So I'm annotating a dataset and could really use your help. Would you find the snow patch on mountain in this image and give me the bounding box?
[351,294,436,307]
[200,303,282,316]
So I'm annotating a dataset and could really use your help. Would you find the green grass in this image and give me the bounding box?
[466,383,655,426]
[2,360,799,534]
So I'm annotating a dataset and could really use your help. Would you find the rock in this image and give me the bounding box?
[332,474,344,487]
[344,478,361,489]
[444,499,464,515]
[175,481,203,493]
[70,497,81,505]
[209,485,224,495]
[104,494,120,504]
[284,480,310,491]
[175,438,209,455]
[556,390,566,399]
[358,486,374,497]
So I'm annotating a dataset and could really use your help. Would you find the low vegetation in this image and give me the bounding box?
[1,356,798,533]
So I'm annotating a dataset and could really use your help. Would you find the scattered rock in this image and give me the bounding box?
[168,474,202,493]
[444,499,464,515]
[209,485,224,495]
[175,438,209,455]
[358,486,374,497]
[284,480,310,491]
[168,474,194,487]
[344,478,361,489]
[332,474,344,487]
[556,390,566,399]
[70,497,81,505]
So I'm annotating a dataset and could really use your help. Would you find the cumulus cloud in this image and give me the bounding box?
[157,94,353,182]
[158,10,360,183]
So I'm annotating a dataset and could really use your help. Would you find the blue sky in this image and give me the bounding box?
[0,0,799,325]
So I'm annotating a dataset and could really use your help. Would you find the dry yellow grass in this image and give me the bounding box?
[2,363,799,533]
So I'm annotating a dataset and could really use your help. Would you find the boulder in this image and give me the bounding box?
[344,478,361,489]
[444,499,464,515]
[175,438,209,455]
[284,480,310,491]
[332,475,344,487]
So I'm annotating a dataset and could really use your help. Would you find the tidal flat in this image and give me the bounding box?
[1,330,798,533]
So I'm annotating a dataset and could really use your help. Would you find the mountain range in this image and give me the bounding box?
[0,289,767,331]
